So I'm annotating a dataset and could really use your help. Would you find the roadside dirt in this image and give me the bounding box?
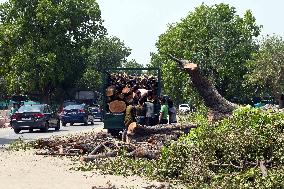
[0,149,170,189]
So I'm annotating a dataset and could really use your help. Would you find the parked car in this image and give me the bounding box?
[59,104,94,126]
[10,104,60,134]
[178,104,191,114]
[89,104,102,121]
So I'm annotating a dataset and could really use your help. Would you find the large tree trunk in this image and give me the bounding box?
[168,55,238,115]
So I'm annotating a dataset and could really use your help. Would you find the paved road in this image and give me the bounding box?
[0,121,104,146]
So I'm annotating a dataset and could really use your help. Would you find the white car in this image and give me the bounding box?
[179,104,191,114]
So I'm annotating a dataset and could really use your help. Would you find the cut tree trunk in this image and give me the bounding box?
[109,100,127,113]
[168,55,238,115]
[127,122,197,136]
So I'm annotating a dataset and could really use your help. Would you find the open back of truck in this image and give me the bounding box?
[102,68,161,134]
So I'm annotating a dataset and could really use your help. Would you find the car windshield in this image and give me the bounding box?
[18,105,43,113]
[64,104,84,110]
[63,101,78,107]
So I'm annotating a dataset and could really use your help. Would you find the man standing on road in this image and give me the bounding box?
[144,93,154,126]
[159,98,168,124]
[168,99,177,124]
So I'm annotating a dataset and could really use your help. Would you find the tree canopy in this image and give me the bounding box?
[0,0,106,101]
[151,3,261,104]
[76,36,131,91]
[244,35,284,99]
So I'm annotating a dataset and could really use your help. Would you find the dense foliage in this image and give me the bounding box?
[76,36,131,92]
[86,107,284,188]
[244,35,284,100]
[0,0,133,102]
[150,3,261,104]
[0,0,106,101]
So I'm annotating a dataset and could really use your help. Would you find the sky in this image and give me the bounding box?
[0,0,283,65]
[96,0,284,65]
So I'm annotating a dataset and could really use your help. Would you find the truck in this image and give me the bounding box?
[75,90,96,105]
[102,68,161,135]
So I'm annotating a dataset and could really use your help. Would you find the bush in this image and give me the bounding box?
[92,106,284,188]
[156,106,284,188]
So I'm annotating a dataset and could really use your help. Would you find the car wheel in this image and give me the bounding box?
[84,117,88,126]
[62,121,66,126]
[55,120,60,131]
[108,129,120,136]
[29,128,33,133]
[14,129,21,134]
[90,118,94,125]
[40,122,49,132]
[70,122,74,126]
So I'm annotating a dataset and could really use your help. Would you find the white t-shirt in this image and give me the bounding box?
[169,107,177,123]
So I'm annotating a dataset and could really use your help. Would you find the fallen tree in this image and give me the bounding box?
[168,55,238,119]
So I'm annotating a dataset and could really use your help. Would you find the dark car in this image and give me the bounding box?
[89,104,102,121]
[59,104,94,126]
[58,100,78,113]
[10,104,60,134]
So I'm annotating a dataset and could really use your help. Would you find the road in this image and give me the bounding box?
[0,121,104,146]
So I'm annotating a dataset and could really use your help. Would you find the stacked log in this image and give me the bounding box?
[105,73,159,113]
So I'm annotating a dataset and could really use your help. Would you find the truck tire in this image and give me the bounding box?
[55,120,60,131]
[84,117,88,126]
[108,129,120,136]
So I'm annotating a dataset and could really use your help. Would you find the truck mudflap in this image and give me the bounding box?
[103,113,125,129]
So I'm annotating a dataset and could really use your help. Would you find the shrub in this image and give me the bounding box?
[93,106,284,188]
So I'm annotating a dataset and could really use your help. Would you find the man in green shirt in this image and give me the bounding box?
[159,98,168,124]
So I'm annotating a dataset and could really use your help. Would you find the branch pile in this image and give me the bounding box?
[34,123,197,161]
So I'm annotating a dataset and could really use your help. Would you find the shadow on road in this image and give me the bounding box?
[0,138,14,146]
[20,129,67,134]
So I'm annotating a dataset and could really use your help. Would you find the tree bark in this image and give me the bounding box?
[127,122,197,136]
[168,55,238,114]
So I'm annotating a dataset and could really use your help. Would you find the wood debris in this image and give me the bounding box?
[34,123,197,161]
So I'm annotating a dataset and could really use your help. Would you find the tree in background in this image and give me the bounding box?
[244,35,284,101]
[122,59,144,75]
[77,36,131,92]
[151,3,261,105]
[0,0,106,102]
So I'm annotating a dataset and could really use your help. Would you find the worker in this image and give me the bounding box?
[135,99,146,125]
[159,97,168,124]
[168,99,177,124]
[122,102,136,142]
[145,92,155,126]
